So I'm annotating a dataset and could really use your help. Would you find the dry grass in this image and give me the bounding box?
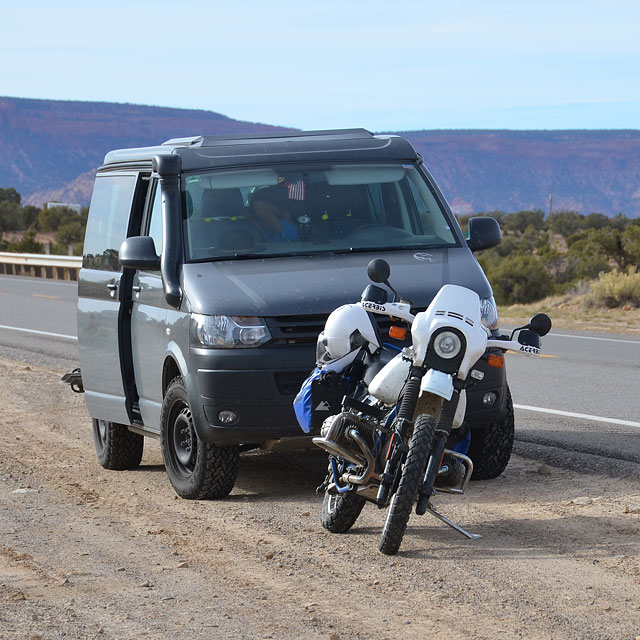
[500,290,640,335]
[584,270,640,309]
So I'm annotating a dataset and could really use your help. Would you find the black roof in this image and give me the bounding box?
[102,128,420,171]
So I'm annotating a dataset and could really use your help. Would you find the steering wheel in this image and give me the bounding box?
[345,223,389,238]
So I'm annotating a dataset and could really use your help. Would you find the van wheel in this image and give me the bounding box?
[161,376,239,499]
[92,419,144,470]
[468,387,514,480]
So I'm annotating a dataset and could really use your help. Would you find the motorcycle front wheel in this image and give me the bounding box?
[321,490,366,533]
[378,413,436,555]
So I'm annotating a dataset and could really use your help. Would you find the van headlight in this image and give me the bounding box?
[191,314,271,348]
[480,296,499,331]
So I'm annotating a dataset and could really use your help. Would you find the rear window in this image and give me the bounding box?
[182,163,458,261]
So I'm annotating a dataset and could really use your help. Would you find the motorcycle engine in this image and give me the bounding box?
[314,412,379,466]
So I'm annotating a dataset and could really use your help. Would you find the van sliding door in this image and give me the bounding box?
[77,172,141,425]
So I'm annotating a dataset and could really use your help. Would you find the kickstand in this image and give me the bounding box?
[422,502,482,540]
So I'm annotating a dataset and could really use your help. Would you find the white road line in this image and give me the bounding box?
[0,275,77,286]
[514,403,640,429]
[0,324,77,341]
[550,332,640,345]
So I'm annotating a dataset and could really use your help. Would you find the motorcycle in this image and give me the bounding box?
[294,258,552,555]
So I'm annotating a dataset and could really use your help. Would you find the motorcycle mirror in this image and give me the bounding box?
[367,259,398,302]
[527,313,552,337]
[367,259,391,284]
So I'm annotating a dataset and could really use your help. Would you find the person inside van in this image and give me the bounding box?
[246,187,299,242]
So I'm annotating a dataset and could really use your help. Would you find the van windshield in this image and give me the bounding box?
[182,163,458,261]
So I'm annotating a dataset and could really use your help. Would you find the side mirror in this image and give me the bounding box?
[527,313,552,337]
[119,236,161,270]
[361,284,388,305]
[467,217,502,252]
[367,258,391,283]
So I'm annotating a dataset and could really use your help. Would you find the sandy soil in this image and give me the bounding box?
[1,357,639,640]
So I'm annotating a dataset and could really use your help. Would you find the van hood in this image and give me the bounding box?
[182,248,492,317]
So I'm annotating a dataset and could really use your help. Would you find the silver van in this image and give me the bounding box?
[73,129,507,499]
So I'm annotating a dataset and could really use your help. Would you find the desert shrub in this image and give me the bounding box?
[501,209,545,234]
[547,211,584,237]
[55,220,85,245]
[481,254,553,305]
[11,228,43,254]
[38,206,82,232]
[584,270,640,308]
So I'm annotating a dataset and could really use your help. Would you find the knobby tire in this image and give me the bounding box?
[378,413,436,555]
[320,490,367,533]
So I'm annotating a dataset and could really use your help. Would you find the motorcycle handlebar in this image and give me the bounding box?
[486,338,541,355]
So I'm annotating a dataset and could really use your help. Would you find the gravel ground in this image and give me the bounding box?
[0,357,639,640]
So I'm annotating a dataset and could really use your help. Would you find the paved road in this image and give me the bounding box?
[0,274,638,470]
[0,275,79,368]
[504,328,640,471]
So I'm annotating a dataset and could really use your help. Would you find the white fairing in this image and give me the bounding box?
[453,389,467,428]
[420,369,454,401]
[368,353,411,405]
[412,285,488,379]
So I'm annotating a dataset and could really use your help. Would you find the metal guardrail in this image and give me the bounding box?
[0,252,83,281]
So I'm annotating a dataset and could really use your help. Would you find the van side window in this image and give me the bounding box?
[83,174,137,271]
[147,184,163,256]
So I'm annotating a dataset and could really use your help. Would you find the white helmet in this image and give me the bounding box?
[316,304,380,367]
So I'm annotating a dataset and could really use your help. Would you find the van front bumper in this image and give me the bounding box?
[187,345,313,445]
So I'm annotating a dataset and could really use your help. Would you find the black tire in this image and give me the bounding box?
[468,386,514,480]
[320,490,366,533]
[161,376,239,499]
[378,414,436,556]
[92,419,144,470]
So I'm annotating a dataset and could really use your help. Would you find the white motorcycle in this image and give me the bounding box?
[297,258,551,555]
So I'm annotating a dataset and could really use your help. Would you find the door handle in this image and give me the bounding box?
[132,285,141,293]
[106,282,118,298]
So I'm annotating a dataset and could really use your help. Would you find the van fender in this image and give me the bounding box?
[163,340,210,442]
[163,341,188,392]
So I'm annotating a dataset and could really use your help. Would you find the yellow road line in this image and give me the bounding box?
[32,294,59,300]
[506,350,558,358]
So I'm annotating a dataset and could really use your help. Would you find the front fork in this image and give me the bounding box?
[375,371,423,505]
[415,385,461,516]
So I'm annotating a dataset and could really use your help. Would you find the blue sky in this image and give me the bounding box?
[2,0,639,131]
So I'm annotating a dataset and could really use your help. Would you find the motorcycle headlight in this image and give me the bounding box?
[191,314,271,348]
[432,330,462,359]
[480,296,499,331]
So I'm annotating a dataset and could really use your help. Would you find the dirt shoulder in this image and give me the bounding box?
[1,358,639,640]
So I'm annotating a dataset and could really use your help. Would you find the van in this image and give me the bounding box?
[73,129,508,499]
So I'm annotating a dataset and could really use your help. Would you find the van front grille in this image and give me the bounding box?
[265,308,426,347]
[274,371,310,396]
[266,314,328,345]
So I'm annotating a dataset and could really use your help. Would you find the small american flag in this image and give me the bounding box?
[286,180,305,201]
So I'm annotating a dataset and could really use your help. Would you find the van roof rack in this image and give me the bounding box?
[162,128,374,147]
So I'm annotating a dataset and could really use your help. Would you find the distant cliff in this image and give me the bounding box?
[399,129,640,216]
[0,97,291,207]
[1,96,638,216]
